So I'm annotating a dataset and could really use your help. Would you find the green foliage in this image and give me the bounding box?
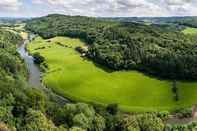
[26,88,48,112]
[27,36,197,112]
[165,122,197,131]
[69,127,86,131]
[92,114,106,131]
[33,52,45,64]
[183,27,197,35]
[0,106,15,126]
[172,81,179,101]
[137,114,164,131]
[106,104,118,115]
[0,28,58,130]
[22,109,66,131]
[53,103,106,130]
[0,122,15,131]
[0,29,22,48]
[114,115,140,131]
[1,17,197,131]
[173,17,197,28]
[173,108,192,118]
[156,111,170,120]
[72,113,90,129]
[26,14,197,80]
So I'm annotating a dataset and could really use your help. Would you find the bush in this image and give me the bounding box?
[173,108,192,118]
[137,113,164,131]
[22,109,65,131]
[165,122,197,131]
[156,111,170,120]
[0,123,14,131]
[75,46,87,54]
[115,114,140,131]
[106,104,118,115]
[33,52,45,64]
[69,127,86,131]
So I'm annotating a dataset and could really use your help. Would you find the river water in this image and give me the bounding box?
[17,35,42,87]
[17,34,69,105]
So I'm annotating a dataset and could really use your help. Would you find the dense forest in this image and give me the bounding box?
[172,17,197,28]
[26,14,197,80]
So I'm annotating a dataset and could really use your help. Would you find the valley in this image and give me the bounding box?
[1,13,197,130]
[27,36,197,112]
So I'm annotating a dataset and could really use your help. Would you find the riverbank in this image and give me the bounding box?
[17,33,69,105]
[27,36,197,112]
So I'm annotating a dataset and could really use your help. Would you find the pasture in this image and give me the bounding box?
[27,36,197,112]
[183,27,197,35]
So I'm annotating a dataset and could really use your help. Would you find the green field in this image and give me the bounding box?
[28,37,197,112]
[183,27,197,35]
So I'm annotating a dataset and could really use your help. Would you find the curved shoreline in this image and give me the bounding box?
[24,34,197,124]
[17,33,69,105]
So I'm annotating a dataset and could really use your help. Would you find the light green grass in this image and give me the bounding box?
[183,27,197,35]
[28,37,197,112]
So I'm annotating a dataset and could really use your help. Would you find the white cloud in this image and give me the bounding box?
[0,0,22,11]
[1,0,197,17]
[165,0,192,5]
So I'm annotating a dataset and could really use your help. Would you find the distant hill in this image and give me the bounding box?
[100,16,197,28]
[0,17,28,25]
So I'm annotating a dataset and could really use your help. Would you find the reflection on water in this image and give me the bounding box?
[17,35,42,87]
[17,34,69,104]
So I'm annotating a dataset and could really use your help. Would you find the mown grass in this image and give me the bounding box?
[27,36,197,112]
[183,27,197,35]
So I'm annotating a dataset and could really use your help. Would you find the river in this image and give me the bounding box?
[17,34,69,105]
[17,35,42,87]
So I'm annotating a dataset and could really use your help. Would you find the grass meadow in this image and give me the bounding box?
[27,36,197,112]
[183,27,197,35]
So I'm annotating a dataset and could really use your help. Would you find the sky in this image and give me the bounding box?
[0,0,196,17]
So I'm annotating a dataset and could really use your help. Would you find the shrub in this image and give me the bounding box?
[137,113,164,131]
[173,108,192,118]
[106,104,118,115]
[22,109,64,131]
[115,114,140,131]
[157,111,170,120]
[75,46,87,54]
[69,127,86,131]
[33,52,45,64]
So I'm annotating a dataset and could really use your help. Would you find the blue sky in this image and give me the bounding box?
[0,0,196,17]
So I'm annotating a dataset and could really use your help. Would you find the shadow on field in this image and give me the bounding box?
[82,57,114,73]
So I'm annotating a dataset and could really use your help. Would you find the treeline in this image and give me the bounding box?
[26,14,197,80]
[172,17,197,28]
[0,28,64,130]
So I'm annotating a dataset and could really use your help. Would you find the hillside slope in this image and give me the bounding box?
[26,14,197,80]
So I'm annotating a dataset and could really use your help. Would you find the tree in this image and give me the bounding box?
[0,106,15,127]
[92,114,106,131]
[33,53,45,64]
[26,14,197,80]
[172,80,179,101]
[22,109,66,131]
[106,104,118,115]
[115,115,140,131]
[0,122,15,131]
[69,127,86,131]
[137,114,164,131]
[72,113,89,130]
